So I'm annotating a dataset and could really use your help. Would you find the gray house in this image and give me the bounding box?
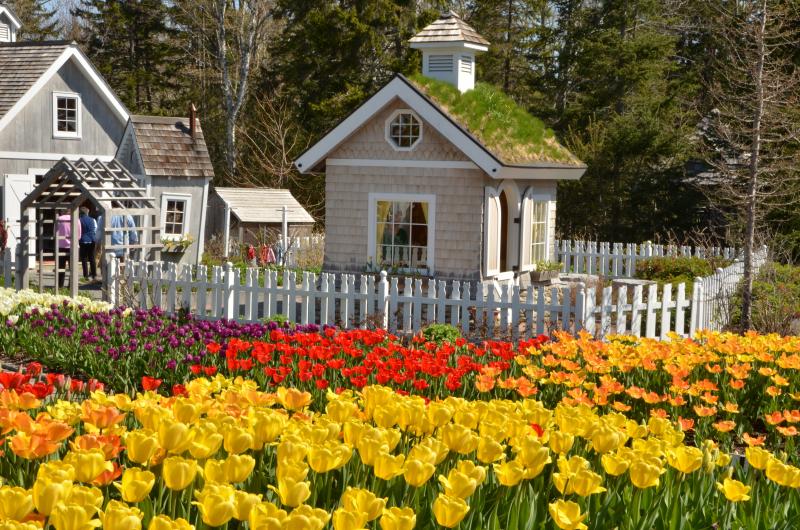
[0,4,212,267]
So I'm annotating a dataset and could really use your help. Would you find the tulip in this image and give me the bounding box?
[100,500,143,530]
[516,437,552,478]
[601,452,630,476]
[249,502,287,530]
[332,508,368,530]
[204,459,227,483]
[716,478,751,502]
[252,410,288,448]
[438,463,484,499]
[223,424,255,454]
[568,469,606,497]
[147,515,194,530]
[0,486,34,521]
[629,458,663,489]
[0,520,41,530]
[403,459,435,487]
[476,436,505,463]
[667,446,703,474]
[115,467,155,503]
[63,449,112,484]
[379,507,416,530]
[65,485,104,514]
[37,461,76,482]
[308,443,351,473]
[188,424,223,459]
[194,491,235,527]
[225,453,256,483]
[233,490,262,521]
[548,499,587,530]
[590,423,626,453]
[341,488,386,521]
[549,431,575,455]
[49,503,100,530]
[9,432,59,459]
[162,456,198,491]
[277,387,312,410]
[357,437,389,467]
[440,423,478,455]
[494,459,526,486]
[745,446,772,470]
[269,476,310,507]
[374,452,405,480]
[32,477,72,516]
[432,494,469,528]
[125,430,160,465]
[283,505,330,530]
[158,419,194,454]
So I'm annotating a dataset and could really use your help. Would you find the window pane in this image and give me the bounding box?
[410,225,427,246]
[393,202,411,224]
[389,112,421,148]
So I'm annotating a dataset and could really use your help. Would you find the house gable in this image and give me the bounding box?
[0,57,126,156]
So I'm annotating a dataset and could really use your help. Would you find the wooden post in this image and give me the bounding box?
[70,207,79,299]
[16,207,30,291]
[223,261,235,320]
[2,248,11,288]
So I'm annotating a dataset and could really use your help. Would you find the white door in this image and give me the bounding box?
[3,174,35,268]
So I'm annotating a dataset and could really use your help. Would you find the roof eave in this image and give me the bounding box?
[495,165,587,181]
[0,6,22,29]
[409,41,488,52]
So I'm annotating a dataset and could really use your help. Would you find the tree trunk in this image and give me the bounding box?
[225,116,237,183]
[741,0,767,331]
[503,0,513,93]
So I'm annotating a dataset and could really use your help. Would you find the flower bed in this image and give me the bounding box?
[0,374,797,530]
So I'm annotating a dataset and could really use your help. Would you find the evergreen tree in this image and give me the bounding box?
[5,0,58,40]
[72,0,184,113]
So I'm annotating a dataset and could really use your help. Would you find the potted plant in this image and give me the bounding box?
[530,260,561,282]
[161,234,194,262]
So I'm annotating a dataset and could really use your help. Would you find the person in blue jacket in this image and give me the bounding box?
[78,206,97,281]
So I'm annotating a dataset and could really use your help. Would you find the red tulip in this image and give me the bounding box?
[142,376,162,391]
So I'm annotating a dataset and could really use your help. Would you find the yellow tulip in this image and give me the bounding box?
[716,478,751,502]
[115,467,155,503]
[332,508,368,530]
[277,387,312,410]
[0,486,34,521]
[548,499,587,530]
[63,449,112,483]
[308,443,352,473]
[374,452,405,480]
[65,485,103,514]
[590,423,626,453]
[403,459,436,487]
[223,424,255,454]
[476,436,505,463]
[667,446,703,474]
[252,410,288,449]
[269,477,310,507]
[125,430,160,465]
[49,503,101,530]
[440,423,478,455]
[432,494,469,528]
[100,500,143,530]
[194,491,235,527]
[357,437,389,467]
[379,507,416,530]
[283,505,330,530]
[188,423,223,459]
[745,446,772,470]
[158,418,195,454]
[233,490,262,521]
[162,456,198,491]
[549,431,574,455]
[493,459,526,486]
[516,437,552,478]
[629,458,663,489]
[765,459,800,487]
[0,520,41,530]
[173,399,203,423]
[276,461,309,482]
[568,469,606,497]
[147,515,194,530]
[225,453,256,483]
[249,501,287,530]
[341,488,386,521]
[32,477,72,516]
[204,459,227,483]
[601,452,629,476]
[326,399,360,423]
[37,461,75,482]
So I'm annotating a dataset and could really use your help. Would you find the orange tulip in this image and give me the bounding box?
[72,434,123,459]
[92,461,123,486]
[10,432,59,459]
[81,402,126,430]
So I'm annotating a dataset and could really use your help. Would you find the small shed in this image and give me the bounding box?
[16,157,160,298]
[206,187,314,256]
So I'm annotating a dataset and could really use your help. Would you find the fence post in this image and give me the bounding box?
[2,248,11,288]
[223,262,235,320]
[690,277,702,336]
[574,282,586,333]
[106,256,118,305]
[377,271,389,329]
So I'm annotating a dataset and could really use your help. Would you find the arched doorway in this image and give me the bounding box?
[499,190,509,272]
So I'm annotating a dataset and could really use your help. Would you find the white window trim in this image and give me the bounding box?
[367,192,436,275]
[160,192,192,240]
[519,189,553,271]
[52,91,82,139]
[384,109,423,152]
[484,187,501,278]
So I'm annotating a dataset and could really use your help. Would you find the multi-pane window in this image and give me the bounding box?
[530,200,548,263]
[53,94,80,137]
[375,200,430,270]
[388,112,421,149]
[164,199,186,235]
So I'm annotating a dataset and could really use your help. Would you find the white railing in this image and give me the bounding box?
[556,240,738,278]
[107,248,766,340]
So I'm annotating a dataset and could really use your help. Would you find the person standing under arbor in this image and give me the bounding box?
[96,206,138,281]
[78,207,97,282]
[55,209,80,289]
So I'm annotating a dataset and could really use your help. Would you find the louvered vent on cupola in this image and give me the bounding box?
[409,11,489,93]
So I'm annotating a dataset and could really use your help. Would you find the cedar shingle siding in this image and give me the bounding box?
[0,42,69,119]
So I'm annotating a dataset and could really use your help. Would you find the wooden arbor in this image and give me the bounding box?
[16,158,161,299]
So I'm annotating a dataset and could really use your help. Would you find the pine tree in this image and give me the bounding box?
[5,0,58,40]
[72,0,184,113]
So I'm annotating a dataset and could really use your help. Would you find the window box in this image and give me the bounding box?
[530,269,559,283]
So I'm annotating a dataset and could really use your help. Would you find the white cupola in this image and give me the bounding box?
[0,4,21,43]
[409,11,489,93]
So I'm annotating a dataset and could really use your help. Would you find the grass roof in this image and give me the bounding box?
[408,73,582,166]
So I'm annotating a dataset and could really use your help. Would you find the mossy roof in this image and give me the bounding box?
[407,73,583,167]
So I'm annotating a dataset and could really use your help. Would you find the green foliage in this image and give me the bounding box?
[535,261,562,272]
[635,256,730,293]
[5,0,58,40]
[421,323,461,345]
[729,263,800,335]
[265,314,293,327]
[410,74,579,165]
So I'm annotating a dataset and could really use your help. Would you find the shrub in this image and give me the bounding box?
[635,256,731,293]
[729,262,800,334]
[421,323,461,345]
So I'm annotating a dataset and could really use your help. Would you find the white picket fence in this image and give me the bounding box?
[556,240,738,278]
[107,248,766,340]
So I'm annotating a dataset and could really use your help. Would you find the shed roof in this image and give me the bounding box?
[409,11,489,47]
[213,187,315,224]
[130,115,215,179]
[0,41,70,119]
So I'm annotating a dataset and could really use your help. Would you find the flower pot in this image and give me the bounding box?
[530,269,559,282]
